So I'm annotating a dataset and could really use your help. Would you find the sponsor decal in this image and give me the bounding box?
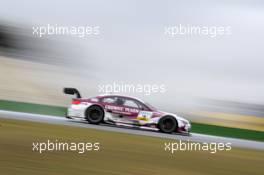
[105,105,139,114]
[137,111,153,121]
[105,105,123,111]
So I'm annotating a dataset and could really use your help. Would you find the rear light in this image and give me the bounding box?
[72,99,81,105]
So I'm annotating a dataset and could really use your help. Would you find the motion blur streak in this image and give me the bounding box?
[0,1,264,175]
[0,0,263,144]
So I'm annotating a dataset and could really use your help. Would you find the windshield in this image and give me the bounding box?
[145,102,157,111]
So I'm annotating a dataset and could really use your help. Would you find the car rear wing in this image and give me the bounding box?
[63,88,81,98]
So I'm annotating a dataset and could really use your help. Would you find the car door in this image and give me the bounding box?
[101,96,140,122]
[101,96,124,119]
[116,97,155,123]
[120,97,141,120]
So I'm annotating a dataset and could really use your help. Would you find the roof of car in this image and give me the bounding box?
[97,94,145,103]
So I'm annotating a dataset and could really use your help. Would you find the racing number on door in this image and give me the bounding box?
[137,111,153,121]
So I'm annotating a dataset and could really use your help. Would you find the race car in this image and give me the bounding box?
[63,88,191,134]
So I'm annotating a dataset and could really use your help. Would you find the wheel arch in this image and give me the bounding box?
[157,115,179,130]
[84,104,105,119]
[158,114,178,123]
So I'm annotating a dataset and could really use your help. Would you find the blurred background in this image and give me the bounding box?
[0,0,264,131]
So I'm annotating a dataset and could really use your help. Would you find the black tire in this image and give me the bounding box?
[158,116,178,133]
[85,105,104,124]
[66,116,73,119]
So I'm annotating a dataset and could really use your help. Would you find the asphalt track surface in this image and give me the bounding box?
[0,110,263,150]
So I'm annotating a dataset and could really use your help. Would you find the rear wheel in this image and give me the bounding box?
[158,116,177,133]
[85,105,104,124]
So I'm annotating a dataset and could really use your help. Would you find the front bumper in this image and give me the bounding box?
[177,122,191,133]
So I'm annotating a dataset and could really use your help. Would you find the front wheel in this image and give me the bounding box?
[85,105,104,124]
[158,116,178,133]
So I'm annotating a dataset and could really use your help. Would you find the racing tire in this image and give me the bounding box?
[158,116,178,133]
[66,116,73,119]
[85,105,104,124]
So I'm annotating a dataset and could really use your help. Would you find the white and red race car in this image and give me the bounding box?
[64,88,191,134]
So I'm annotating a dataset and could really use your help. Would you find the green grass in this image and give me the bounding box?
[0,99,263,142]
[0,99,66,116]
[192,123,264,141]
[0,118,263,175]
